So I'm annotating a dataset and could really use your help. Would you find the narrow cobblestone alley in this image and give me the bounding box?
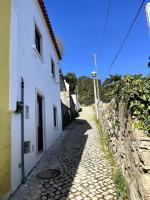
[10,107,117,200]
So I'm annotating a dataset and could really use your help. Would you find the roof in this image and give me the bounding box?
[38,0,62,60]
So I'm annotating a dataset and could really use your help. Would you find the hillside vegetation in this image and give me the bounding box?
[65,72,150,134]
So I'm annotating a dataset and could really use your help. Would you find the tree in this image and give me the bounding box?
[101,74,122,103]
[77,76,94,106]
[65,73,77,94]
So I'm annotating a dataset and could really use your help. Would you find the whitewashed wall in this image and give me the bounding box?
[71,95,81,112]
[10,0,62,193]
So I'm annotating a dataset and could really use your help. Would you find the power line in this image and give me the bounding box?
[99,0,112,54]
[106,0,146,75]
[95,0,112,86]
[97,0,112,84]
[92,1,112,103]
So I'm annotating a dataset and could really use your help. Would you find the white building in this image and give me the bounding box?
[9,0,62,193]
[71,94,81,112]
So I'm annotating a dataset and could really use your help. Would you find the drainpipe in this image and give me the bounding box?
[21,77,25,183]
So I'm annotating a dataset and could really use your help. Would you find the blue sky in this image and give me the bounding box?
[45,0,150,80]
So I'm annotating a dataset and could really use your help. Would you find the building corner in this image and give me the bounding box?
[0,0,12,198]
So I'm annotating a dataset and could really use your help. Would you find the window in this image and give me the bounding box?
[53,106,57,128]
[35,25,42,55]
[51,59,55,78]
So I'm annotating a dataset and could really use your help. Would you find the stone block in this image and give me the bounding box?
[139,141,150,150]
[140,151,150,167]
[142,174,150,198]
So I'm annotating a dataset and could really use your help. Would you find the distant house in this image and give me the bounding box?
[60,71,77,128]
[71,94,81,113]
[0,0,63,198]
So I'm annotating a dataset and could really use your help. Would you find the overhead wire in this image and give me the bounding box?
[99,0,112,55]
[106,0,146,75]
[95,0,112,87]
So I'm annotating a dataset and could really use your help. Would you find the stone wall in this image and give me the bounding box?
[99,100,150,200]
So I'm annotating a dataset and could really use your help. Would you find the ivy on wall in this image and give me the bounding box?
[102,74,150,135]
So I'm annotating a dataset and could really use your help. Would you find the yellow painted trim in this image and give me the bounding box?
[0,0,11,197]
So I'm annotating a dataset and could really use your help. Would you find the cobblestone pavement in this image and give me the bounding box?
[10,107,117,200]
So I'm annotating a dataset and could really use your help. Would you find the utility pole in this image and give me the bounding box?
[145,3,150,67]
[93,54,100,102]
[146,3,150,33]
[92,71,99,119]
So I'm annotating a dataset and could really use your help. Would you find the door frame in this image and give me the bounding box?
[35,89,46,155]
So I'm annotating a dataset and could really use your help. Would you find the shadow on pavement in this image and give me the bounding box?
[37,118,92,200]
[9,118,92,200]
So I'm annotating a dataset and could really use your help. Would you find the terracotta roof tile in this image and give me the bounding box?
[38,0,62,60]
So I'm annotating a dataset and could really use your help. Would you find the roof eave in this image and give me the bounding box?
[38,0,62,60]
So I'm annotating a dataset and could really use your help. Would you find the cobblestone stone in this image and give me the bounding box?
[10,107,117,200]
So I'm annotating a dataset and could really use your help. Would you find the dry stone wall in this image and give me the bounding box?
[99,100,150,200]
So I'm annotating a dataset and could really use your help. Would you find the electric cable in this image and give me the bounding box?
[99,0,112,54]
[106,0,146,75]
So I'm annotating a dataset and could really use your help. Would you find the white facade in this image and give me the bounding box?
[71,95,81,112]
[10,0,62,193]
[64,80,70,92]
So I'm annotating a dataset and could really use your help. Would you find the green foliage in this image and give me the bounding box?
[114,170,129,200]
[77,76,94,106]
[94,116,115,166]
[101,74,122,103]
[65,72,150,134]
[116,75,150,134]
[65,73,96,105]
[101,74,150,134]
[65,73,77,94]
[112,119,120,130]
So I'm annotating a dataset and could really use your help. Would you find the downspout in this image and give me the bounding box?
[21,77,25,183]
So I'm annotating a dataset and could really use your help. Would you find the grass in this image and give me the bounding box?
[114,170,130,200]
[93,115,130,200]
